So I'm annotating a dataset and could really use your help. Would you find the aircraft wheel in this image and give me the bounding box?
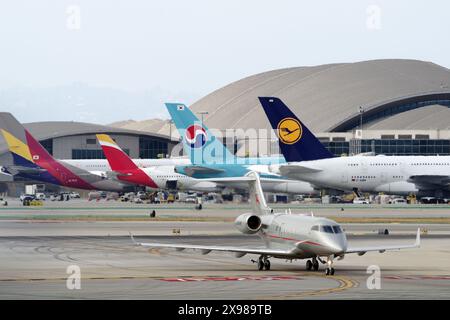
[330,268,335,275]
[258,260,264,271]
[264,260,271,271]
[306,260,312,271]
[313,260,319,271]
[325,268,330,276]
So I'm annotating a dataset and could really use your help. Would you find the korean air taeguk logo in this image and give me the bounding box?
[185,125,207,148]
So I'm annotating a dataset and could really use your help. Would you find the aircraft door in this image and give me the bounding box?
[341,172,348,183]
[381,172,388,183]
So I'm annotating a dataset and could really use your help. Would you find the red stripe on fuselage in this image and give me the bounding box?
[265,233,323,247]
[25,130,94,190]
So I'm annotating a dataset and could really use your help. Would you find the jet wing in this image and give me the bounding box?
[408,175,450,190]
[130,234,295,258]
[345,229,421,256]
[279,164,322,177]
[182,166,226,177]
[1,165,47,176]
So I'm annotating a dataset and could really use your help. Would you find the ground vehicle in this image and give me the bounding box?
[133,197,143,204]
[136,191,147,200]
[69,192,80,199]
[20,194,35,202]
[35,193,46,200]
[389,198,407,204]
[120,192,135,202]
[184,196,197,203]
[0,198,7,206]
[353,197,370,204]
[106,192,119,201]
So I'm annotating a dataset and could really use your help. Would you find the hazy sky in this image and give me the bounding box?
[0,0,449,123]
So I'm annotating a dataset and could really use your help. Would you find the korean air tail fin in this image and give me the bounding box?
[258,97,334,162]
[96,134,138,172]
[165,103,235,165]
[246,171,272,215]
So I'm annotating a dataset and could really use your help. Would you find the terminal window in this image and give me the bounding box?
[72,149,129,159]
[139,137,168,159]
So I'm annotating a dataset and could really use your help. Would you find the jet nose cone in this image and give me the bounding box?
[330,239,347,254]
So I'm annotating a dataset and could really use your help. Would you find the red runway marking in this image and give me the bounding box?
[383,275,450,281]
[159,275,303,282]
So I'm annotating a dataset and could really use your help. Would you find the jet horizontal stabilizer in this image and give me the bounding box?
[182,165,225,177]
[279,164,322,177]
[3,165,47,175]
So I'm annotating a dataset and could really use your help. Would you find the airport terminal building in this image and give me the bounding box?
[179,59,450,157]
[1,59,449,195]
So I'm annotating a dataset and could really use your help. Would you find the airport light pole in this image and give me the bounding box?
[359,106,364,139]
[358,106,364,155]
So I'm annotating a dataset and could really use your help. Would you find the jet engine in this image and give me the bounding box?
[234,213,262,234]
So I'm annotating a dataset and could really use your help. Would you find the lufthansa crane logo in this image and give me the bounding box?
[277,118,302,144]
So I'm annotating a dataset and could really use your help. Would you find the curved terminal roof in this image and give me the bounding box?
[188,59,450,133]
[24,121,172,141]
[0,121,173,156]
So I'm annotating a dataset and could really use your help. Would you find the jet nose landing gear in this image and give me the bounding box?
[325,256,335,276]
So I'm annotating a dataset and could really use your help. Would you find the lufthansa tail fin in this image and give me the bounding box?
[246,171,272,215]
[165,103,235,165]
[258,97,334,162]
[96,134,139,172]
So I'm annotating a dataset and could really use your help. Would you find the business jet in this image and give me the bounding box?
[258,97,450,197]
[131,171,420,275]
[96,134,218,192]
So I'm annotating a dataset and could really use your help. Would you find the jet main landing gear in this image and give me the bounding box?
[306,257,319,271]
[256,255,271,271]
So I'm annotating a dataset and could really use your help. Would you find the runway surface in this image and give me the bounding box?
[2,199,450,221]
[1,220,449,299]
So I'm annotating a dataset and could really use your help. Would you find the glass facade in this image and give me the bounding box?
[335,100,450,132]
[139,136,168,159]
[324,139,450,156]
[362,100,450,128]
[72,149,129,159]
[322,141,350,156]
[40,139,53,155]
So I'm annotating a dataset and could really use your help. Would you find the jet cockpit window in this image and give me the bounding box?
[320,226,334,233]
[332,226,342,234]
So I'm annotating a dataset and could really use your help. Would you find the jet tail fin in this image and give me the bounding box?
[0,112,95,188]
[165,103,235,164]
[246,171,272,215]
[96,134,139,172]
[258,97,334,162]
